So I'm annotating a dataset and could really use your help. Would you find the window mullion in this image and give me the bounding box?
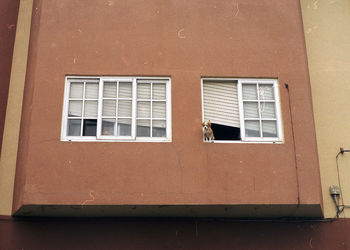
[96,78,103,139]
[62,79,71,139]
[166,80,171,139]
[237,80,245,140]
[257,83,263,138]
[150,82,153,138]
[115,81,119,137]
[274,82,282,140]
[132,78,137,139]
[80,81,86,136]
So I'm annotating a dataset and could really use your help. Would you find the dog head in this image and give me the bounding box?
[202,121,212,130]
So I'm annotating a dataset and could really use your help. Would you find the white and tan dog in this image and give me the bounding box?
[202,121,215,142]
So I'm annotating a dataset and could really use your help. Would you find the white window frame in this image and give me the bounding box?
[61,76,172,142]
[201,78,283,143]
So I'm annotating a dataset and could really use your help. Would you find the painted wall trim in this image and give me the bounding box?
[0,0,34,216]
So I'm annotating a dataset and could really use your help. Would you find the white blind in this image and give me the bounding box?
[262,120,277,136]
[203,81,240,128]
[137,83,151,99]
[119,82,132,98]
[68,100,82,117]
[118,118,132,125]
[243,102,259,118]
[242,84,257,100]
[258,84,274,100]
[137,101,150,118]
[118,100,132,117]
[152,101,166,118]
[103,82,117,98]
[152,83,166,99]
[137,119,150,127]
[260,102,276,118]
[84,101,98,117]
[103,100,116,116]
[153,120,166,128]
[70,83,83,98]
[85,83,98,99]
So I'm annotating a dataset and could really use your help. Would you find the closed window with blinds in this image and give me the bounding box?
[136,80,167,138]
[62,77,171,141]
[67,80,99,136]
[101,80,132,137]
[242,83,278,139]
[202,78,282,142]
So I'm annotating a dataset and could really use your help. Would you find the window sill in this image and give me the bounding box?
[61,137,172,143]
[203,140,284,144]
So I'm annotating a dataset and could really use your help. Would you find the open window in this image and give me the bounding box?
[201,78,282,142]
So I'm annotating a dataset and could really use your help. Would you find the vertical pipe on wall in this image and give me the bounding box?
[0,0,34,216]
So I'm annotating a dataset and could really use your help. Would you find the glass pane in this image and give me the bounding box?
[67,119,81,136]
[137,83,151,99]
[119,82,132,98]
[259,84,274,100]
[245,120,260,137]
[68,100,82,117]
[84,101,98,117]
[69,82,83,98]
[137,119,150,137]
[102,118,115,136]
[152,120,166,137]
[137,101,150,118]
[243,102,259,118]
[152,101,166,119]
[118,118,131,136]
[242,84,257,100]
[262,121,277,137]
[83,119,97,136]
[103,82,117,98]
[85,82,99,99]
[152,83,166,100]
[118,100,132,117]
[260,102,276,118]
[103,100,116,116]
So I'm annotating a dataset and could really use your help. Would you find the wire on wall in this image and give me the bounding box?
[285,83,300,206]
[332,149,350,218]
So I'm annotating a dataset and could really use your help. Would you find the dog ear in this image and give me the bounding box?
[208,120,211,126]
[202,122,205,126]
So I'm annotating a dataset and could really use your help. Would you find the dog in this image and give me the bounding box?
[202,121,215,142]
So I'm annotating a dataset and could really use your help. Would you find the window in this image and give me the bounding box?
[201,78,282,142]
[61,76,171,141]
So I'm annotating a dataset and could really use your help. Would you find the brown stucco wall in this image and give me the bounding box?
[0,0,20,154]
[13,0,322,215]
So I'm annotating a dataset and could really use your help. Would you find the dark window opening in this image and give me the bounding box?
[83,119,97,136]
[211,123,241,141]
[152,127,166,137]
[137,125,150,137]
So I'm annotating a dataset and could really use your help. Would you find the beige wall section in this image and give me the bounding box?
[301,0,350,218]
[0,0,33,216]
